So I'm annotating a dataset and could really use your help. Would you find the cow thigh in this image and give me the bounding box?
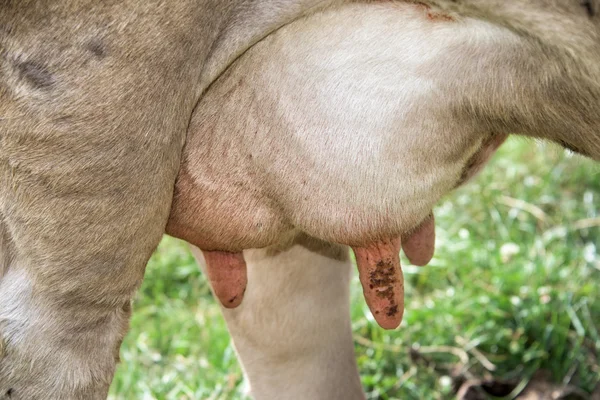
[0,6,202,399]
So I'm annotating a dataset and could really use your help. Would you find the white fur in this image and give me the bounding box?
[254,5,516,239]
[184,3,521,247]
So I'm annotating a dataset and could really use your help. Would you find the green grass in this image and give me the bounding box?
[109,138,599,400]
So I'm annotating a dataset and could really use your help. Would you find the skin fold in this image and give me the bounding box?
[0,1,599,399]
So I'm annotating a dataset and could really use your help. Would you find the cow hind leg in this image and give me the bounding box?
[0,228,140,400]
[0,153,179,400]
[0,165,179,400]
[192,234,366,400]
[0,248,130,400]
[0,64,187,399]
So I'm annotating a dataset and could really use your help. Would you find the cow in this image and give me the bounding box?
[0,0,599,399]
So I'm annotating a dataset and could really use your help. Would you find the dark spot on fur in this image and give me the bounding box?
[17,60,54,89]
[582,0,596,17]
[6,389,13,397]
[85,39,107,59]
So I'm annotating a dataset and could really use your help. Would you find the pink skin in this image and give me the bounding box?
[202,222,436,330]
[349,216,436,330]
[352,238,404,330]
[402,214,435,267]
[202,250,247,308]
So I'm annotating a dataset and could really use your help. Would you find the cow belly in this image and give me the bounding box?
[167,1,517,251]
